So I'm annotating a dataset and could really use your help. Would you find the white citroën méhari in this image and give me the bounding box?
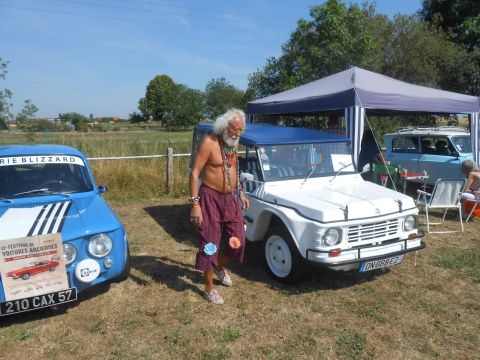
[191,123,426,283]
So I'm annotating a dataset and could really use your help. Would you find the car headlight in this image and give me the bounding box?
[404,215,417,231]
[63,243,77,265]
[88,233,113,258]
[322,228,341,246]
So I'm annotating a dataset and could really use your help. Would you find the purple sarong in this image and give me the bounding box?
[195,185,246,271]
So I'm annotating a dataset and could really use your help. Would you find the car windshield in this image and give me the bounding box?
[257,141,354,181]
[450,135,472,153]
[0,155,94,199]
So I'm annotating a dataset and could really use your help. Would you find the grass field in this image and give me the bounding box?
[0,130,479,359]
[0,198,479,360]
[0,130,193,199]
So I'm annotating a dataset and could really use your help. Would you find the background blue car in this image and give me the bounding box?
[0,144,129,316]
[384,126,472,185]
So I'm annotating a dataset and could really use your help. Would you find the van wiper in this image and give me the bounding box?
[301,162,321,188]
[12,188,71,198]
[330,162,353,183]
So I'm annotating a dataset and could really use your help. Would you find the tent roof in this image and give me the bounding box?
[247,67,480,115]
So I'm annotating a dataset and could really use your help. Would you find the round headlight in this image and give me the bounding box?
[88,233,113,258]
[63,243,77,265]
[323,228,341,246]
[404,215,416,231]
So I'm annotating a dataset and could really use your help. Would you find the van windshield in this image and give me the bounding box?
[257,141,354,181]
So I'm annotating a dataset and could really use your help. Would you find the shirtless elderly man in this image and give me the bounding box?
[189,109,249,304]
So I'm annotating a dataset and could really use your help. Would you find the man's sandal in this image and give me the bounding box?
[204,289,224,305]
[214,268,232,286]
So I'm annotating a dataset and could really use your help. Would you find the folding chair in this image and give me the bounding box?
[415,178,465,233]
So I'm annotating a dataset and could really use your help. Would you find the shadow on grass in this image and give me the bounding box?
[143,204,197,246]
[142,204,389,294]
[130,255,204,297]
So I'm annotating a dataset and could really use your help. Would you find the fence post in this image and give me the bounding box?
[167,147,174,193]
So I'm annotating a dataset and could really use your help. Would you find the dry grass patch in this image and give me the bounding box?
[1,199,479,359]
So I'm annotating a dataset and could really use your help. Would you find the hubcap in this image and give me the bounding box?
[265,235,292,278]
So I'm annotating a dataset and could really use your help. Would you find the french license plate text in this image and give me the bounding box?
[359,255,404,272]
[0,288,77,316]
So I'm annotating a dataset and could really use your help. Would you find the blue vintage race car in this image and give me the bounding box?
[0,144,129,316]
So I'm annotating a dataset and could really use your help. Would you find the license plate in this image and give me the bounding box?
[0,288,77,316]
[359,255,404,272]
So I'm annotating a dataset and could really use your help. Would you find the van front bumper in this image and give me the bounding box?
[306,231,426,271]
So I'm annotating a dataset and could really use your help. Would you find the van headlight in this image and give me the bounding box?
[322,228,341,246]
[63,243,77,265]
[88,233,113,258]
[404,215,417,231]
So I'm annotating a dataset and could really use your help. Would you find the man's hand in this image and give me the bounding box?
[240,193,249,210]
[190,205,203,226]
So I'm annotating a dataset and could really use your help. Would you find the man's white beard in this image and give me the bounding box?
[222,131,239,147]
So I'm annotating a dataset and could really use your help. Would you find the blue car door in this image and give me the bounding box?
[418,136,462,184]
[386,135,422,173]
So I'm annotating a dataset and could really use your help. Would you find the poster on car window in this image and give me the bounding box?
[0,233,69,301]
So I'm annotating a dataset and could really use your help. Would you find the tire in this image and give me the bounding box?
[116,243,131,282]
[264,225,307,284]
[22,273,30,280]
[49,266,55,271]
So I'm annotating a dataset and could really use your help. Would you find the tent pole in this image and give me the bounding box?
[346,106,365,171]
[470,112,479,164]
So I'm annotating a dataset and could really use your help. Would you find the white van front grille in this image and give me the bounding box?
[347,219,400,243]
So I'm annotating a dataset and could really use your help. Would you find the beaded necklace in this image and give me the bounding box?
[219,136,239,192]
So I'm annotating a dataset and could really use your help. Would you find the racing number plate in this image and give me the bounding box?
[359,255,405,272]
[0,288,77,316]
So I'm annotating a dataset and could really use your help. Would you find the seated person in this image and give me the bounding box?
[460,160,480,202]
[421,139,435,154]
[435,139,449,155]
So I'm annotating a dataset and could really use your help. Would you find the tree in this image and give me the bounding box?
[138,75,178,122]
[162,85,204,129]
[421,0,480,95]
[58,112,88,131]
[128,111,144,124]
[248,0,390,98]
[204,77,245,119]
[138,75,205,129]
[16,99,39,141]
[247,0,478,99]
[0,57,13,125]
[421,0,480,52]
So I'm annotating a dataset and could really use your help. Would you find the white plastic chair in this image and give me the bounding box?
[416,178,465,233]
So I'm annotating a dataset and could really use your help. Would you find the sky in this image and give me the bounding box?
[0,0,423,118]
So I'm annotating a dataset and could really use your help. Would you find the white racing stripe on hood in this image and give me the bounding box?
[0,202,71,241]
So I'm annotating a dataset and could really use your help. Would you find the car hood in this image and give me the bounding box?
[0,195,121,242]
[263,176,416,222]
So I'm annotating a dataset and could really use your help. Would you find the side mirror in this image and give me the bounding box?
[98,184,109,193]
[240,172,254,183]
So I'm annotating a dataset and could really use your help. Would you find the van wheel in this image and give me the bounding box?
[22,273,30,280]
[264,226,307,284]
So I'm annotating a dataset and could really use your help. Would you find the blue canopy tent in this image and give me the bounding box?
[246,67,480,168]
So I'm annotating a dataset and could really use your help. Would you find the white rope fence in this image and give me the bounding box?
[87,148,191,193]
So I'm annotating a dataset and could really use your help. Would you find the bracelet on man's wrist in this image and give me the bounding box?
[188,196,200,203]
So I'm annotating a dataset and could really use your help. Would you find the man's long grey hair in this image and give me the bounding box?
[213,109,246,135]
